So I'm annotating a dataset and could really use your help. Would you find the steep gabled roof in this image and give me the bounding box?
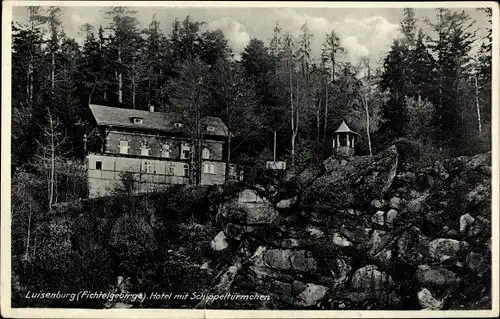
[335,120,358,135]
[88,104,228,137]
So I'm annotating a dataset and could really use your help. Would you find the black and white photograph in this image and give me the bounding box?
[1,1,498,318]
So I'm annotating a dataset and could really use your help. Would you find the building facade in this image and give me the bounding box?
[85,104,233,198]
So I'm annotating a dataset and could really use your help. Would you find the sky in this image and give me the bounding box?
[11,5,491,68]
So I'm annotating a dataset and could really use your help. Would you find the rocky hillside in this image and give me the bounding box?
[201,145,492,310]
[12,145,492,310]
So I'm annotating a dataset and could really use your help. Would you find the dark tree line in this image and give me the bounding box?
[12,6,492,193]
[10,6,493,308]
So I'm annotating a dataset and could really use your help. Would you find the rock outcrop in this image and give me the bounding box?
[184,147,492,310]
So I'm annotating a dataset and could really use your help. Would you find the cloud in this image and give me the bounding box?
[272,8,402,66]
[340,36,370,63]
[207,17,250,56]
[71,13,82,24]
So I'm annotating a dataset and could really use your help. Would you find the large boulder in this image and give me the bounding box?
[332,232,353,247]
[460,213,475,233]
[417,288,445,310]
[385,209,399,229]
[367,230,392,257]
[389,197,403,210]
[217,189,279,225]
[428,238,469,262]
[350,265,394,292]
[210,231,229,251]
[397,227,431,266]
[263,249,292,270]
[466,251,488,276]
[295,283,329,307]
[371,211,385,226]
[301,146,399,212]
[415,265,460,291]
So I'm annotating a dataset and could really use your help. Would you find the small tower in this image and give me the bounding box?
[333,120,358,158]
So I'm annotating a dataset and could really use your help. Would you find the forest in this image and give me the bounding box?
[9,6,493,309]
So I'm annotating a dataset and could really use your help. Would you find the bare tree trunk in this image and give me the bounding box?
[28,61,34,107]
[475,75,482,134]
[33,234,37,259]
[132,57,136,109]
[331,52,335,82]
[289,57,295,167]
[88,78,97,105]
[225,130,231,181]
[147,66,152,107]
[316,99,321,142]
[132,75,136,109]
[291,78,300,167]
[324,82,328,141]
[25,206,33,260]
[117,45,123,104]
[50,121,55,209]
[51,51,55,97]
[362,94,373,156]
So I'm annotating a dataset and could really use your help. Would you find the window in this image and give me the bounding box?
[202,148,211,159]
[167,162,175,175]
[133,117,143,124]
[174,122,183,128]
[181,143,191,160]
[204,163,216,174]
[140,141,149,156]
[143,161,155,173]
[161,143,170,158]
[183,164,189,177]
[96,161,102,170]
[206,125,215,132]
[119,140,129,154]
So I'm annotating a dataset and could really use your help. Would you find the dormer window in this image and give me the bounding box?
[206,125,215,132]
[132,117,144,124]
[174,122,183,128]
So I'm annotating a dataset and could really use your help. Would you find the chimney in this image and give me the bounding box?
[149,105,155,112]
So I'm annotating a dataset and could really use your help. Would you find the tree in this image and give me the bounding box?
[282,32,301,167]
[380,39,411,137]
[200,29,232,65]
[321,29,344,82]
[400,8,418,49]
[241,38,273,79]
[41,6,63,99]
[426,9,477,146]
[11,170,43,262]
[11,8,46,166]
[105,7,142,105]
[169,58,211,185]
[209,59,263,179]
[408,29,437,100]
[33,108,70,209]
[404,95,436,143]
[143,14,166,108]
[169,16,205,66]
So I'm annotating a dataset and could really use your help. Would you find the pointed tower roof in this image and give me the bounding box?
[335,120,358,135]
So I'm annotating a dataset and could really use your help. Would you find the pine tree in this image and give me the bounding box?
[321,29,344,82]
[426,9,477,147]
[105,7,142,105]
[380,39,411,137]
